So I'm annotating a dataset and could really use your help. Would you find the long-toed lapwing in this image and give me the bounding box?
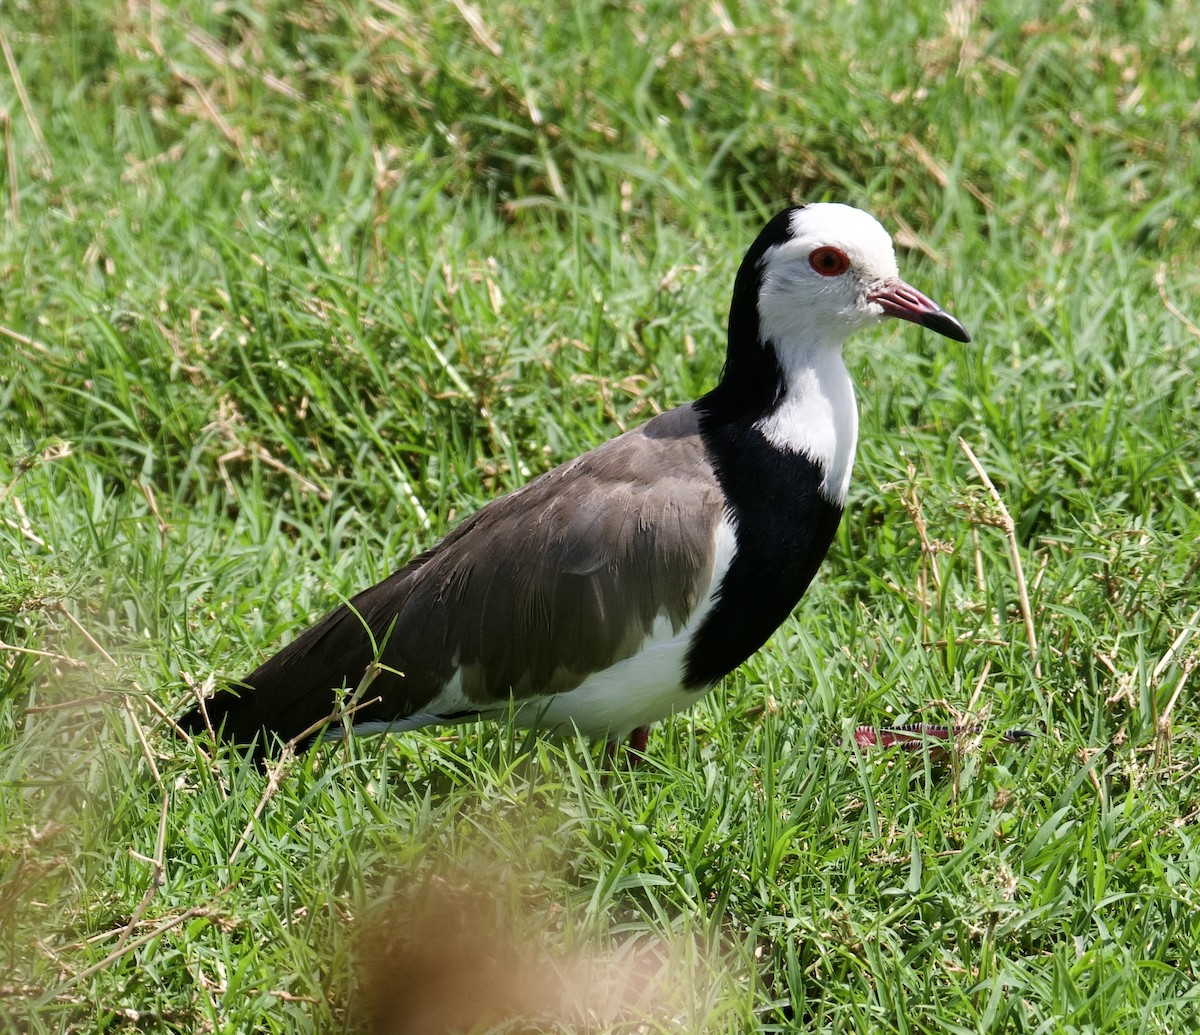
[180,203,970,758]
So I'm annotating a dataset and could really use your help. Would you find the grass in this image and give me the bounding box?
[2,0,1200,1030]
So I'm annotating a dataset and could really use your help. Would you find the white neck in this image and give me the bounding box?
[753,334,859,506]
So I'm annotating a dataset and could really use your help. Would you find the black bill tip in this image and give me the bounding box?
[920,308,972,343]
[869,279,971,343]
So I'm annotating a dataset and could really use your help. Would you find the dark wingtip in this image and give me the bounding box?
[176,686,274,762]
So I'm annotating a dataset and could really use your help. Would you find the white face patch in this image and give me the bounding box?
[786,204,899,279]
[756,205,901,348]
[747,203,903,506]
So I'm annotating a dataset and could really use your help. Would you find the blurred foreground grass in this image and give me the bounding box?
[2,1,1199,1031]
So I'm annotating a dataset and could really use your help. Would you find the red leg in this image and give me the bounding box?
[601,725,651,773]
[628,724,650,756]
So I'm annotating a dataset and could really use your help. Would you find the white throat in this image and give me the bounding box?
[753,335,859,506]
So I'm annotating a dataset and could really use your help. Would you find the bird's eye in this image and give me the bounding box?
[809,247,851,277]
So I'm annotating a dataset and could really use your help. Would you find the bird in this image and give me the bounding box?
[180,203,970,758]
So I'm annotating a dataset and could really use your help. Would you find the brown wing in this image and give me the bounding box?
[183,405,724,747]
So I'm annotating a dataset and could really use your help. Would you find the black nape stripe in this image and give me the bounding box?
[681,205,842,687]
[703,207,803,419]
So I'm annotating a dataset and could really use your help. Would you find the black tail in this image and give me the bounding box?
[176,679,303,759]
[177,595,401,757]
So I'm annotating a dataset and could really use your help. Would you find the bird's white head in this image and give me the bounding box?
[709,203,970,505]
[755,203,970,350]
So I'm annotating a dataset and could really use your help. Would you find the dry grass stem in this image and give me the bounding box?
[227,664,385,865]
[1155,264,1200,339]
[0,29,52,170]
[52,604,117,667]
[959,437,1041,679]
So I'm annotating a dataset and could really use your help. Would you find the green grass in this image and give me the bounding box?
[3,0,1200,1031]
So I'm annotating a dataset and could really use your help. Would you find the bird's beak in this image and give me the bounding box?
[869,280,971,343]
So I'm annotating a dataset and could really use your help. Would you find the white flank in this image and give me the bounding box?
[330,516,740,744]
[519,514,739,740]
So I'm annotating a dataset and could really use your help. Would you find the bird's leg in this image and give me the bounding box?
[601,725,651,770]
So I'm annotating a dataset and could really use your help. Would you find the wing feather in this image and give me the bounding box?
[182,405,724,747]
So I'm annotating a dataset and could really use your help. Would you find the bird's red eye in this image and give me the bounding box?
[809,247,851,277]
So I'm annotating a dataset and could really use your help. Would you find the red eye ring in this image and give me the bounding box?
[809,246,851,277]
